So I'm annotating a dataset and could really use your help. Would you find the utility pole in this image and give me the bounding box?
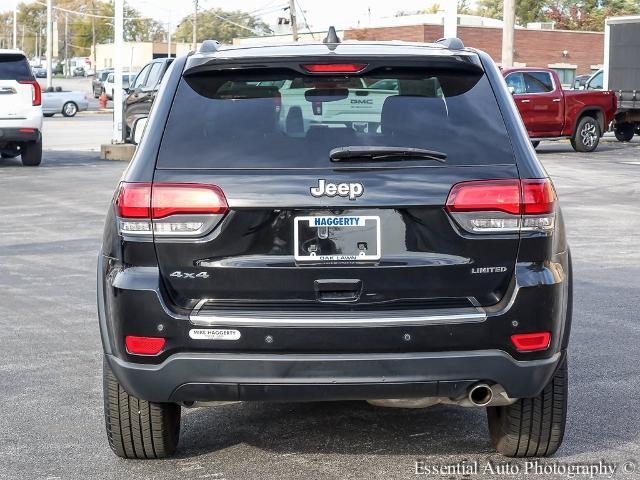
[113,0,124,143]
[443,0,457,38]
[192,0,198,50]
[288,0,299,41]
[64,13,68,77]
[502,0,515,67]
[13,5,17,49]
[46,0,52,89]
[167,9,172,58]
[36,17,42,61]
[91,1,97,73]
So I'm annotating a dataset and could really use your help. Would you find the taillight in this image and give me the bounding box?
[125,336,166,355]
[301,63,367,73]
[445,178,556,234]
[511,332,551,352]
[115,182,228,237]
[19,80,42,106]
[312,101,323,115]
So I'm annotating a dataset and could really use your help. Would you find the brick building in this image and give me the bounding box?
[344,24,604,86]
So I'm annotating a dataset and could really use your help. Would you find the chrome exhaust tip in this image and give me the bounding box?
[468,383,494,406]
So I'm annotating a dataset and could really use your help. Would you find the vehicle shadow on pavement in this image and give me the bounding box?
[176,401,494,458]
[0,150,103,168]
[534,140,640,156]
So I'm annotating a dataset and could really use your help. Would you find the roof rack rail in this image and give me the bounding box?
[435,37,465,50]
[199,40,221,53]
[323,26,341,44]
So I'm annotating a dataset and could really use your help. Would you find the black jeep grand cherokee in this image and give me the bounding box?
[98,36,572,459]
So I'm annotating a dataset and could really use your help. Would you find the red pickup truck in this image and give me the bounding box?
[503,67,616,152]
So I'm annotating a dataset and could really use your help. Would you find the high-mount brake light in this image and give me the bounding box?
[511,332,551,352]
[301,63,367,73]
[116,183,228,237]
[445,179,556,234]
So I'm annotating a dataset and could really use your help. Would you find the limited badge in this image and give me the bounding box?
[189,329,241,341]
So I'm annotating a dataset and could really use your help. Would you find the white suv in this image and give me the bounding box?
[0,50,43,166]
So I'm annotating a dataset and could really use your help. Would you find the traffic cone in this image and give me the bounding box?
[99,92,108,109]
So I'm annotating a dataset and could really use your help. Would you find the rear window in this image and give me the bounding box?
[0,54,33,81]
[157,67,515,169]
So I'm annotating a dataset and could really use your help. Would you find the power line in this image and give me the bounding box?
[32,0,150,21]
[295,0,315,39]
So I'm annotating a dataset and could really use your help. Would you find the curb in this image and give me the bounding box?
[80,109,114,115]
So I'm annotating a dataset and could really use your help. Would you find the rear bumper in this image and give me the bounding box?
[98,252,571,404]
[0,127,41,144]
[106,350,563,403]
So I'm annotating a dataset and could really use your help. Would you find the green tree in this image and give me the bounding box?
[6,1,168,58]
[0,12,13,49]
[545,0,640,31]
[396,2,472,16]
[475,0,548,25]
[173,8,271,44]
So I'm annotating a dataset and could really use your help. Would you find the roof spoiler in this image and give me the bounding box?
[435,37,465,50]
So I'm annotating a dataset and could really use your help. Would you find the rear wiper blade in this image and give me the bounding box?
[329,146,447,163]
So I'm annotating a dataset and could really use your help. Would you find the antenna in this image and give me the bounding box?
[199,39,221,53]
[435,37,465,50]
[323,26,341,44]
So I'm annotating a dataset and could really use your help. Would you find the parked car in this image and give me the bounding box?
[124,58,173,143]
[503,67,617,151]
[273,76,396,135]
[42,88,89,117]
[92,69,113,98]
[368,78,399,90]
[32,66,47,78]
[571,74,591,90]
[0,49,43,166]
[103,72,136,100]
[99,37,572,459]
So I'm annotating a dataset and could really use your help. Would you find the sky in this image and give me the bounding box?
[129,0,451,31]
[0,0,458,33]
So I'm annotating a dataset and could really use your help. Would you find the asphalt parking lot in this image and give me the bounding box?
[0,118,639,479]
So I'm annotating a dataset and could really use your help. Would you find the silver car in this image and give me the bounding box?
[42,89,89,117]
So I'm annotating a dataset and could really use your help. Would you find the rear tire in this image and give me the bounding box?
[614,123,635,142]
[487,356,567,457]
[103,358,181,459]
[44,113,55,118]
[571,116,600,152]
[21,141,42,166]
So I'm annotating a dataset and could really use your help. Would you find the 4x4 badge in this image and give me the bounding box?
[310,179,364,200]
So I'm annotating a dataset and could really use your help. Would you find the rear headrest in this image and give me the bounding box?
[381,95,448,137]
[209,97,277,137]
